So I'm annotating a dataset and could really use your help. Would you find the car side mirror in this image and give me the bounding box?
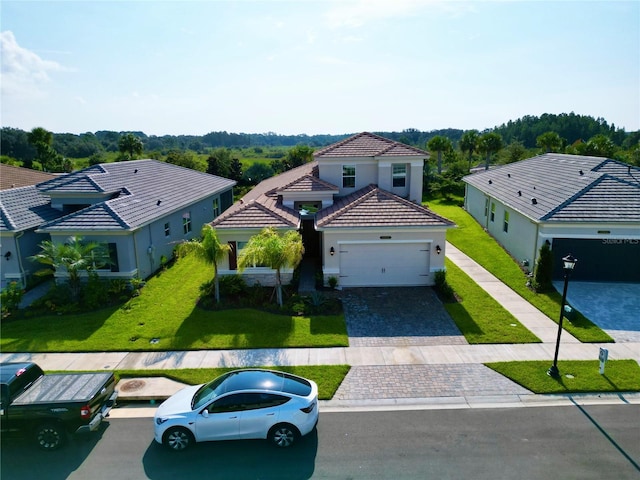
[201,409,209,418]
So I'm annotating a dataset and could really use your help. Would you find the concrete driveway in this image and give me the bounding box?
[556,281,640,343]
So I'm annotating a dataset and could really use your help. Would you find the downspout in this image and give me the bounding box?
[132,230,140,280]
[14,231,26,287]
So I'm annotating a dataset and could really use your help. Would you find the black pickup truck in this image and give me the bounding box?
[0,362,118,450]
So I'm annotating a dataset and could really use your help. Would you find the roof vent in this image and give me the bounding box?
[518,190,522,196]
[488,179,493,184]
[531,198,537,205]
[157,200,162,206]
[579,170,583,175]
[135,169,138,173]
[507,173,511,178]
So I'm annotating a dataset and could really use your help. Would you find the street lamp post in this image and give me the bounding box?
[548,254,578,378]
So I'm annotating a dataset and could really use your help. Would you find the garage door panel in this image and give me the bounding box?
[552,238,640,282]
[339,243,430,287]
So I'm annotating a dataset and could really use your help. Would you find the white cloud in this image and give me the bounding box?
[323,0,427,28]
[0,31,67,97]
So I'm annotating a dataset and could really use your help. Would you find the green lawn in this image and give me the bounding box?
[486,360,640,394]
[444,259,540,344]
[1,255,348,353]
[114,365,350,400]
[427,198,613,343]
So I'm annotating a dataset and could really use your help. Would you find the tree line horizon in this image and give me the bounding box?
[2,112,638,162]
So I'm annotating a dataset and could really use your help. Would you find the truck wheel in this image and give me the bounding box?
[163,427,194,452]
[35,422,67,451]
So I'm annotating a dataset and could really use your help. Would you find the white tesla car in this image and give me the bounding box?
[154,369,319,451]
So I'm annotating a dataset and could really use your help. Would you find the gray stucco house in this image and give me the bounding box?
[211,132,455,288]
[463,153,640,282]
[0,160,235,288]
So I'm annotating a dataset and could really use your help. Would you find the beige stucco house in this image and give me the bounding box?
[211,132,455,288]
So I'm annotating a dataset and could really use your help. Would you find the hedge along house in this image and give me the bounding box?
[463,153,640,282]
[211,132,455,288]
[10,160,236,287]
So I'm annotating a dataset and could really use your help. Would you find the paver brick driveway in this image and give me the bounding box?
[339,287,468,347]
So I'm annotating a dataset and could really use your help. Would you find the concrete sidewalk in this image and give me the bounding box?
[3,242,638,414]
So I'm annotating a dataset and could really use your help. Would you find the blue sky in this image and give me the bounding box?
[2,0,638,136]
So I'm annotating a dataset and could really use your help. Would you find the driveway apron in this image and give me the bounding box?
[334,287,531,402]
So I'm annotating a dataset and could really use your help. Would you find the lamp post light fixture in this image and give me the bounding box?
[547,253,578,378]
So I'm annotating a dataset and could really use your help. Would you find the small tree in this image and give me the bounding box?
[478,132,504,170]
[238,227,304,307]
[427,135,452,174]
[118,133,143,160]
[534,242,554,292]
[30,236,101,301]
[175,225,230,303]
[459,129,479,170]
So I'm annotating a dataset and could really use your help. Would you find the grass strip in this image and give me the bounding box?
[444,258,540,344]
[485,360,640,394]
[428,198,613,343]
[114,365,351,400]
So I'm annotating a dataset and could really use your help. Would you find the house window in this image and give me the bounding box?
[503,211,510,233]
[237,241,268,267]
[392,164,406,187]
[484,198,489,217]
[213,198,220,218]
[343,165,355,188]
[91,243,119,272]
[164,222,170,237]
[490,203,496,222]
[183,212,192,234]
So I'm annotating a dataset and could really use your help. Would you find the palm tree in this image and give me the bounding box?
[536,131,563,153]
[459,130,479,170]
[30,236,101,301]
[237,227,304,307]
[118,133,144,160]
[175,224,230,303]
[477,132,504,170]
[427,135,453,174]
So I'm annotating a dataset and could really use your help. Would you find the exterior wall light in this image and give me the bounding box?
[435,245,442,255]
[330,247,335,256]
[4,251,11,261]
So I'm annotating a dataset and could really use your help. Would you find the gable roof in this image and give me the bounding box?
[0,164,56,190]
[316,185,455,229]
[314,132,429,158]
[463,154,640,223]
[0,185,61,232]
[210,161,325,230]
[37,159,236,232]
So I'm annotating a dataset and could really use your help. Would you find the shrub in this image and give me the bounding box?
[1,282,24,317]
[328,276,338,289]
[533,242,554,292]
[434,269,455,302]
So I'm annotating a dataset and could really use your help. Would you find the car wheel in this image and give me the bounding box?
[163,427,194,452]
[35,422,66,451]
[268,423,299,448]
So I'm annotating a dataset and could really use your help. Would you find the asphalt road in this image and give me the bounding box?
[2,405,638,479]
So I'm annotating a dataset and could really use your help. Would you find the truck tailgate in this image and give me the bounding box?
[12,373,114,404]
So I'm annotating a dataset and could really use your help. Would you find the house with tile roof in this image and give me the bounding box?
[1,160,235,289]
[211,132,455,288]
[463,153,640,282]
[0,163,56,190]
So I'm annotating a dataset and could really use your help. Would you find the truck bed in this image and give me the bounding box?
[12,373,114,404]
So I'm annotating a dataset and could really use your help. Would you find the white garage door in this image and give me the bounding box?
[339,242,430,287]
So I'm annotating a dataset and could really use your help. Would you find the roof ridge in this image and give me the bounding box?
[541,175,606,221]
[317,184,378,224]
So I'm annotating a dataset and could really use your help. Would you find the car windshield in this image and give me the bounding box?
[191,372,233,410]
